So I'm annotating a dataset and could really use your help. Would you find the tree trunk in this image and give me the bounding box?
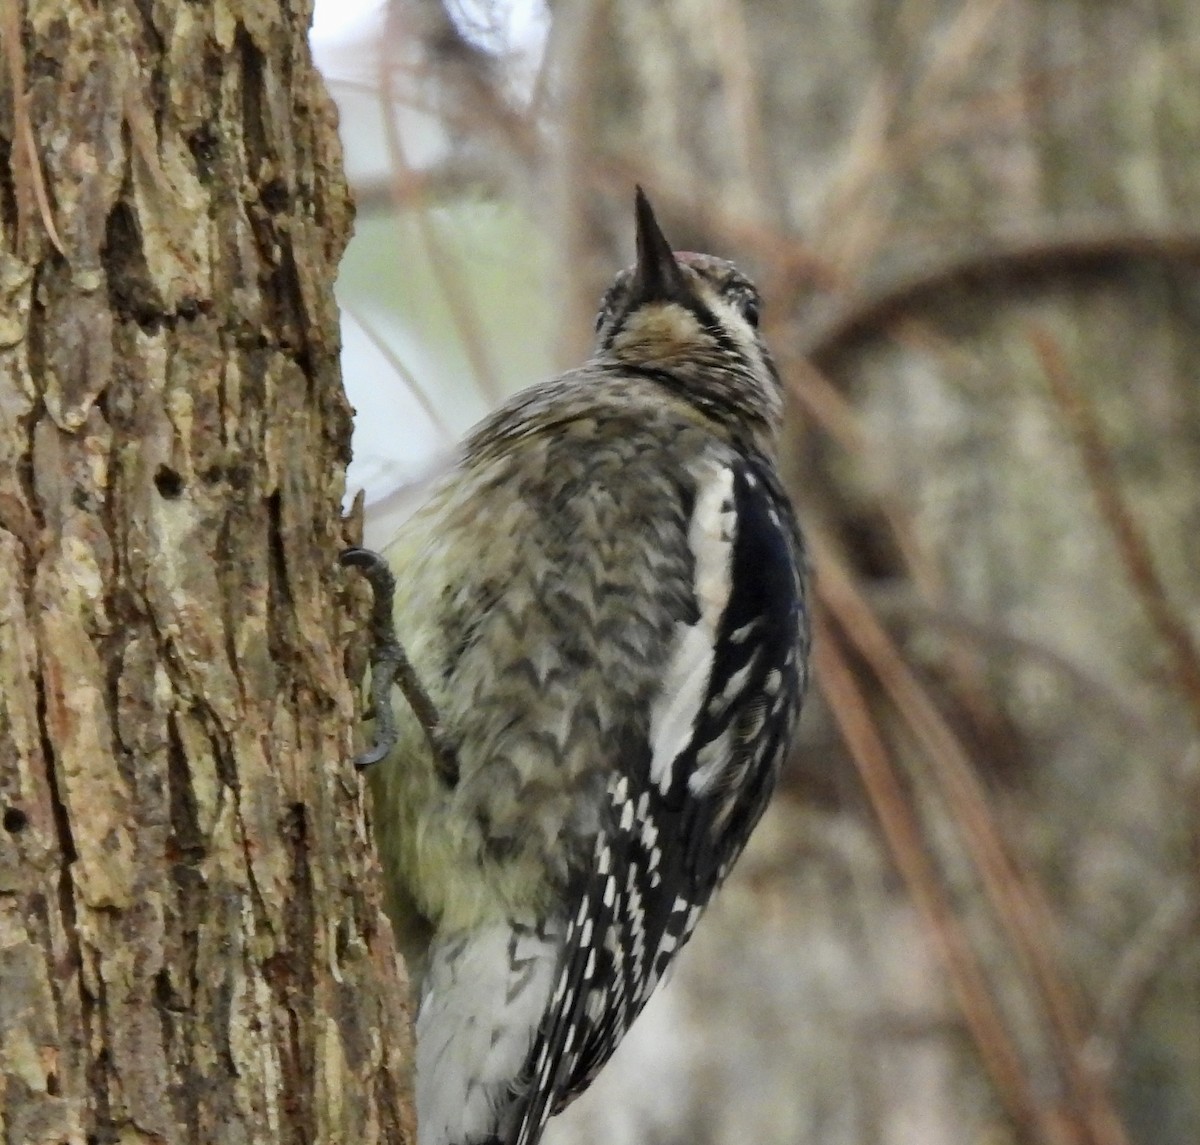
[0,2,413,1141]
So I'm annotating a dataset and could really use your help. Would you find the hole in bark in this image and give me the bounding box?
[0,139,16,236]
[45,1069,59,1095]
[103,200,165,329]
[154,966,186,1013]
[261,177,289,215]
[187,124,219,176]
[2,807,27,833]
[154,466,184,499]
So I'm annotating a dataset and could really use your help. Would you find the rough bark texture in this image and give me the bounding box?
[0,2,413,1142]
[507,1,1200,1143]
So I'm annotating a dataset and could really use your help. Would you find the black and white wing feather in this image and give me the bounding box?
[511,455,808,1145]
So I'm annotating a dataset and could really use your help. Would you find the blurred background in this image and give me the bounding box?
[311,3,1200,1143]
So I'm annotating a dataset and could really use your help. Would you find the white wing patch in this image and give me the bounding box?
[648,465,736,794]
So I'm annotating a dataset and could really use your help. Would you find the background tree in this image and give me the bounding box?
[0,1,412,1140]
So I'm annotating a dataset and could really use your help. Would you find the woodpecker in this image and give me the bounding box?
[346,189,810,1145]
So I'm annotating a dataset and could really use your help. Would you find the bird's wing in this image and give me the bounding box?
[511,457,808,1145]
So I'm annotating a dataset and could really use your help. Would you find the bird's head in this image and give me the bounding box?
[593,188,784,449]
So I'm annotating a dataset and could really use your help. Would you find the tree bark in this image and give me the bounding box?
[0,2,413,1142]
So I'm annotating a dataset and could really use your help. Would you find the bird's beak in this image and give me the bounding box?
[631,187,687,303]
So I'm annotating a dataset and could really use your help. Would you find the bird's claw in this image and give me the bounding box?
[342,546,401,769]
[341,546,459,784]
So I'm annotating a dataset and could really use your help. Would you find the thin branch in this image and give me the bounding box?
[1030,324,1200,740]
[908,0,1010,110]
[813,526,1131,1145]
[377,8,506,405]
[1083,885,1200,1081]
[873,590,1155,741]
[350,162,510,216]
[708,0,772,214]
[552,0,619,361]
[813,608,1045,1139]
[783,356,865,455]
[803,229,1200,366]
[343,305,460,443]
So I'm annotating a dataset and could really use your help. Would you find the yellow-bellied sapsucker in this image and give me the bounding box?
[345,189,810,1145]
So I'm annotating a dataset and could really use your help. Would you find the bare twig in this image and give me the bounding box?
[803,230,1200,366]
[708,0,771,214]
[343,305,460,443]
[552,0,619,359]
[1083,884,1199,1080]
[909,0,1009,109]
[813,526,1132,1145]
[814,608,1046,1139]
[783,356,865,455]
[377,7,506,404]
[874,591,1155,741]
[1030,324,1200,740]
[350,163,510,216]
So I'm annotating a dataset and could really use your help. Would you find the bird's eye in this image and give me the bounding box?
[741,297,761,328]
